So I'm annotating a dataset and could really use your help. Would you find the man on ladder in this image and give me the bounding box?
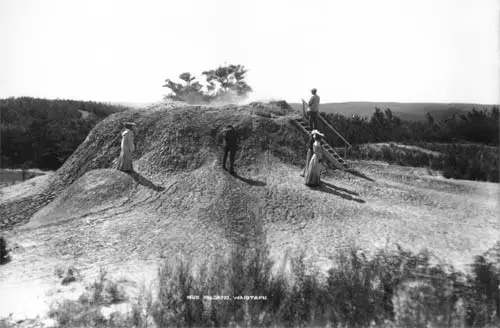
[306,88,320,130]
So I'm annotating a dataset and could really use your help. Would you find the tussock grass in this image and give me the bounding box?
[48,267,128,327]
[42,242,499,327]
[143,242,500,328]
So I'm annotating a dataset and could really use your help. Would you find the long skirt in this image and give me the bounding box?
[117,149,134,172]
[305,154,322,186]
[302,149,312,176]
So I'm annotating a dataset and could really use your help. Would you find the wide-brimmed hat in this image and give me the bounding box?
[310,129,324,137]
[124,122,136,129]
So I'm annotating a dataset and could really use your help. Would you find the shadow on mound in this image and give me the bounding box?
[127,171,165,192]
[322,181,360,196]
[230,171,266,187]
[347,169,375,182]
[316,182,366,203]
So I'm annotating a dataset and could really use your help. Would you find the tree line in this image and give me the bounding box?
[1,97,129,170]
[323,106,499,146]
[321,106,500,182]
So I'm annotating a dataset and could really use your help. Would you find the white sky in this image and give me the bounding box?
[0,0,498,104]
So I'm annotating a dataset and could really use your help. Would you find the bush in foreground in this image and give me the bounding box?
[44,242,500,327]
[48,267,128,327]
[143,243,498,327]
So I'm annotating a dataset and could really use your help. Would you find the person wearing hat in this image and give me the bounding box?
[305,129,325,187]
[222,124,239,174]
[307,88,320,130]
[117,122,136,172]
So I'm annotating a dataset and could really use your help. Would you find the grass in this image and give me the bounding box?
[48,267,129,327]
[349,142,499,182]
[11,242,498,327]
[141,242,499,327]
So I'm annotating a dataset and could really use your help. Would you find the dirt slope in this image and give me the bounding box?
[0,101,498,321]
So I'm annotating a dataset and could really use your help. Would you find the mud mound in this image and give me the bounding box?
[56,101,304,186]
[1,101,306,230]
[26,170,137,229]
[0,173,53,203]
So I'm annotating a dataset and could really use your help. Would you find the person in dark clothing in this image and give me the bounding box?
[307,88,320,130]
[222,125,239,173]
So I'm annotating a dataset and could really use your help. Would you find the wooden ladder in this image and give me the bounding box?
[292,116,350,171]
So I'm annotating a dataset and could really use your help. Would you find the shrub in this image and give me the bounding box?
[80,267,127,306]
[463,243,500,327]
[151,244,275,327]
[48,298,112,327]
[49,267,130,327]
[61,266,79,285]
[46,244,500,327]
[0,315,15,328]
[131,283,154,328]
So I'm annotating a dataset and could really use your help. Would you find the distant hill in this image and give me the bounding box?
[289,102,498,121]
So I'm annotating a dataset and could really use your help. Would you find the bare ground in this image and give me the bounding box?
[0,156,498,321]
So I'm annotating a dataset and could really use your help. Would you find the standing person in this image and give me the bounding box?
[300,131,315,177]
[222,124,239,174]
[304,130,325,187]
[117,122,136,172]
[307,88,320,130]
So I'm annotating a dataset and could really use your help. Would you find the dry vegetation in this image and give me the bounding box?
[7,243,497,327]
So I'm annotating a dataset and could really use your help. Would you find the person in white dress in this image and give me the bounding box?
[304,130,325,187]
[117,122,135,172]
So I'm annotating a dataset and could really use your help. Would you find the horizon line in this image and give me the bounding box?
[1,95,498,107]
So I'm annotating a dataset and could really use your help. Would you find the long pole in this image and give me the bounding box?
[301,99,308,119]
